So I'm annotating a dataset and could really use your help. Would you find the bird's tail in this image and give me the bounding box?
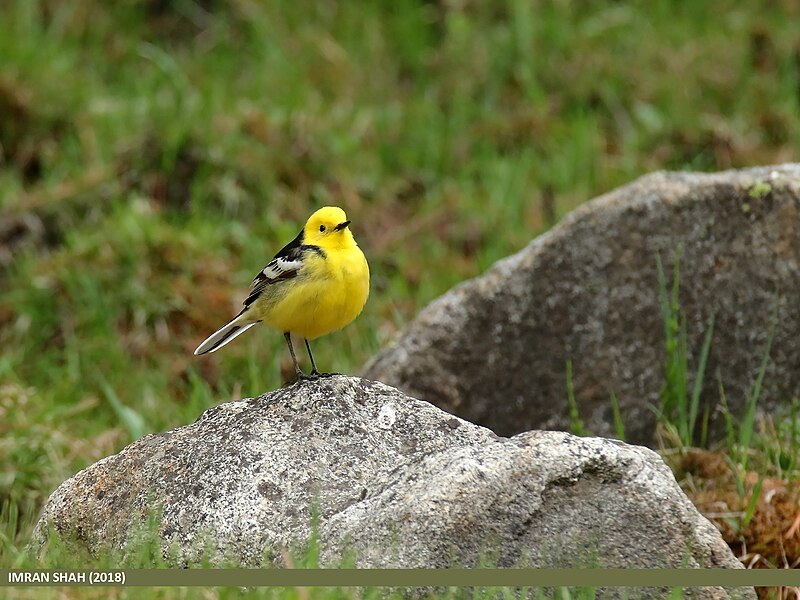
[193,312,259,355]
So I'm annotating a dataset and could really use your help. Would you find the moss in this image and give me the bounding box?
[747,180,772,200]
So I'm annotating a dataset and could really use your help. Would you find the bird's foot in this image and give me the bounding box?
[316,371,340,378]
[294,368,319,381]
[294,370,340,381]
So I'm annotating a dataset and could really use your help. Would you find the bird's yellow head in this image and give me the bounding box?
[304,206,357,248]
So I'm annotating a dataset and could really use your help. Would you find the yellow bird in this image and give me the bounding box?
[194,206,370,379]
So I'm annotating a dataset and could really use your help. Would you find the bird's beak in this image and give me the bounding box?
[334,220,351,231]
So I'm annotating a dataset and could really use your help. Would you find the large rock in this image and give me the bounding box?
[363,165,800,444]
[33,377,751,598]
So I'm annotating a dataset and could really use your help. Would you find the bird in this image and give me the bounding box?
[193,206,370,380]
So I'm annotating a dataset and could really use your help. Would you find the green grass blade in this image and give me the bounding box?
[100,380,149,441]
[739,318,776,470]
[689,314,715,444]
[678,317,689,444]
[717,372,736,459]
[699,404,710,449]
[790,398,799,473]
[609,391,625,441]
[656,253,678,431]
[656,254,670,342]
[0,500,20,564]
[566,359,585,437]
[742,476,763,528]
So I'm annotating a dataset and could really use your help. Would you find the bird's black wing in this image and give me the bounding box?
[243,229,326,308]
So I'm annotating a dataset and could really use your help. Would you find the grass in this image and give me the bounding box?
[565,359,585,437]
[649,262,799,576]
[564,252,800,579]
[1,0,800,592]
[655,250,716,449]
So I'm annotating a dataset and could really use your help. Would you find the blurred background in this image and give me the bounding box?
[1,0,799,572]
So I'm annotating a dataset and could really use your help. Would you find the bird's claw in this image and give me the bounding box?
[295,370,339,381]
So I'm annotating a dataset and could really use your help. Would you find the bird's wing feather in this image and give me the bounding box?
[243,229,325,307]
[244,254,303,305]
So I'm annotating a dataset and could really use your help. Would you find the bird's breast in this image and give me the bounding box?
[262,246,369,340]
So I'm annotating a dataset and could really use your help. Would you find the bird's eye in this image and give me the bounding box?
[319,225,326,232]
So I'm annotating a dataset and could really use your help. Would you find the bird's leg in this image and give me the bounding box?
[305,339,340,378]
[284,332,309,380]
[305,339,323,377]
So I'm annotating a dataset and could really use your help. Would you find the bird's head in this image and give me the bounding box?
[304,206,356,248]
